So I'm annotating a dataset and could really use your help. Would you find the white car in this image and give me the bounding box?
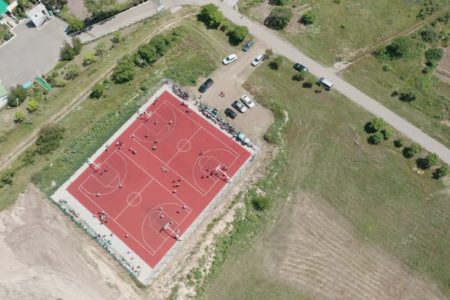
[232,100,247,113]
[251,54,264,66]
[223,54,238,65]
[240,95,255,108]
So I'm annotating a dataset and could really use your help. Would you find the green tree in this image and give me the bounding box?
[381,128,393,140]
[264,7,292,30]
[14,111,25,123]
[433,164,449,179]
[269,56,283,70]
[227,25,249,45]
[111,32,121,44]
[0,169,15,188]
[403,144,421,158]
[424,48,444,67]
[420,26,439,43]
[27,98,40,112]
[60,41,76,61]
[90,83,104,99]
[270,0,290,5]
[394,138,405,148]
[67,15,84,32]
[35,125,65,155]
[198,4,224,29]
[112,55,135,83]
[365,118,385,133]
[424,153,439,169]
[72,38,82,55]
[300,11,316,25]
[384,37,416,59]
[368,132,383,145]
[7,85,27,107]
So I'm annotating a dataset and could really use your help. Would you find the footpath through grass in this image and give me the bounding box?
[201,61,450,298]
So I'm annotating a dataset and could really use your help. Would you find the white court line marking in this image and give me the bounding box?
[164,98,241,157]
[165,127,202,165]
[113,178,154,221]
[140,201,193,253]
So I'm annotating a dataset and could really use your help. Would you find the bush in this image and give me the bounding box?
[90,83,104,99]
[403,144,421,158]
[300,11,316,25]
[251,195,271,211]
[83,52,96,66]
[399,91,416,103]
[381,128,393,140]
[292,73,304,81]
[227,25,249,45]
[14,111,25,123]
[7,85,27,107]
[27,98,40,112]
[198,4,225,29]
[433,164,449,179]
[0,169,15,188]
[95,42,107,57]
[269,56,283,70]
[394,138,405,148]
[64,65,80,80]
[302,81,313,88]
[270,0,290,5]
[112,55,135,83]
[35,125,65,155]
[423,153,439,169]
[368,133,383,145]
[265,7,292,30]
[420,26,439,43]
[111,32,121,44]
[424,48,443,67]
[364,118,385,133]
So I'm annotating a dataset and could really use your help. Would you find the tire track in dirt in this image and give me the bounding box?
[265,193,446,300]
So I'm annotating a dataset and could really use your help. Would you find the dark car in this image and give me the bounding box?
[293,63,308,72]
[199,78,214,93]
[242,40,254,52]
[224,108,237,119]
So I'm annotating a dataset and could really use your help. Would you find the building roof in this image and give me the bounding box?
[0,0,8,16]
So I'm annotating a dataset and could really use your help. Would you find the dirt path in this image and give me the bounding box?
[0,185,142,300]
[265,192,446,300]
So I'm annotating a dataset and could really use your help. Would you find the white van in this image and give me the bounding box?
[318,77,334,90]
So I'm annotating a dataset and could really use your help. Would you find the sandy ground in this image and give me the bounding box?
[435,47,450,85]
[67,0,90,20]
[0,185,143,300]
[265,192,446,300]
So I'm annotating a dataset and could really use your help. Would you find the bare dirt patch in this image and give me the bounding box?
[0,185,142,300]
[435,47,450,84]
[265,192,446,300]
[67,0,90,20]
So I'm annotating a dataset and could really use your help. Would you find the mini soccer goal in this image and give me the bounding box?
[163,222,182,241]
[214,165,231,182]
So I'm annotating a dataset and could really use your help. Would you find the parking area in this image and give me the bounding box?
[0,17,67,88]
[188,40,274,144]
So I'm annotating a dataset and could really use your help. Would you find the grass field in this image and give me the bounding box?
[204,60,450,298]
[343,55,450,148]
[240,0,447,65]
[0,16,234,210]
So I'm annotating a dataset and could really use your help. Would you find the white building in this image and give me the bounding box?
[26,3,50,28]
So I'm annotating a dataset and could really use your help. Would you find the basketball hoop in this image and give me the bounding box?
[163,222,182,241]
[214,165,231,182]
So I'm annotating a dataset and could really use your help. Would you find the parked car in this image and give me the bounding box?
[317,77,334,90]
[242,40,254,52]
[251,54,265,66]
[293,63,308,72]
[222,54,238,65]
[224,108,237,119]
[232,100,247,113]
[240,95,255,108]
[198,78,214,93]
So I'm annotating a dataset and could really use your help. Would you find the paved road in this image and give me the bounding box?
[161,0,450,165]
[0,18,67,88]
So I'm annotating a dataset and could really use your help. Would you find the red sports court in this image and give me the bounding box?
[67,90,251,268]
